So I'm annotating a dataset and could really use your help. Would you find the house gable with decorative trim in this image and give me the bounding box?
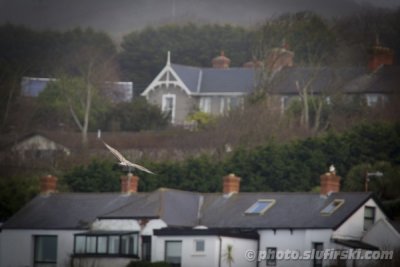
[141,52,257,124]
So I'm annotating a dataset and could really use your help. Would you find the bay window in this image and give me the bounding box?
[74,232,139,257]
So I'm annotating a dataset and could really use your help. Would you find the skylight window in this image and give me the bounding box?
[321,199,345,215]
[245,199,276,215]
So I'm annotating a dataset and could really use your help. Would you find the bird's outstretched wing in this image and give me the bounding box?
[103,141,155,175]
[125,161,155,175]
[103,141,127,162]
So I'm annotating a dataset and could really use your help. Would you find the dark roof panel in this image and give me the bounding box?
[2,193,140,229]
[200,68,257,93]
[171,64,257,94]
[3,189,373,230]
[200,192,372,229]
[171,64,201,93]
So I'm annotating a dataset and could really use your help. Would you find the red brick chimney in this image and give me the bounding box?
[266,41,294,72]
[212,51,231,69]
[121,173,139,194]
[368,38,394,72]
[320,166,341,195]
[40,175,57,194]
[223,173,241,194]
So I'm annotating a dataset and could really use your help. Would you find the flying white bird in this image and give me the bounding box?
[103,142,155,175]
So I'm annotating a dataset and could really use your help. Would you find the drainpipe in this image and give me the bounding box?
[218,236,222,267]
[256,234,260,267]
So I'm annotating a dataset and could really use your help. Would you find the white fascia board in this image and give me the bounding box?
[141,65,192,96]
[141,65,170,96]
[192,92,247,96]
[22,77,57,82]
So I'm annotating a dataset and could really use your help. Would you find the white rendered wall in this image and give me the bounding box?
[333,199,386,240]
[153,235,257,267]
[91,219,141,231]
[220,236,257,267]
[258,229,333,267]
[362,218,400,249]
[0,229,82,267]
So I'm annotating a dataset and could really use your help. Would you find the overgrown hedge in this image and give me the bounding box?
[63,122,400,196]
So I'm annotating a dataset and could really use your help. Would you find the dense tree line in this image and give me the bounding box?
[1,122,399,220]
[59,122,399,196]
[1,8,400,134]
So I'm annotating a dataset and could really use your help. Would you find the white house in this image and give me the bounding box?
[1,169,399,267]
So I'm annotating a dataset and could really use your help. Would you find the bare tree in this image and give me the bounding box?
[40,46,119,147]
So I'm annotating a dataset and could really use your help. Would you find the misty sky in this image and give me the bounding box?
[0,0,399,41]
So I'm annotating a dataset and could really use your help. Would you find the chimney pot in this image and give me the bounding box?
[223,173,241,194]
[40,175,57,194]
[121,173,139,194]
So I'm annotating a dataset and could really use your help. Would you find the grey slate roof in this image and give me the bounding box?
[343,65,400,94]
[200,192,372,229]
[100,188,202,227]
[2,193,137,229]
[167,63,399,96]
[269,67,366,95]
[3,188,373,230]
[171,64,257,94]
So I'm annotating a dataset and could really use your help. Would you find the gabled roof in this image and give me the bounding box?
[2,188,202,230]
[3,188,374,230]
[144,57,400,97]
[142,62,258,96]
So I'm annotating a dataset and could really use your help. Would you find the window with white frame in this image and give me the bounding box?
[365,94,387,107]
[199,97,212,113]
[220,97,226,114]
[366,94,379,107]
[165,241,182,267]
[34,235,57,267]
[320,199,345,215]
[364,206,375,231]
[162,94,176,123]
[280,96,289,114]
[245,199,276,215]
